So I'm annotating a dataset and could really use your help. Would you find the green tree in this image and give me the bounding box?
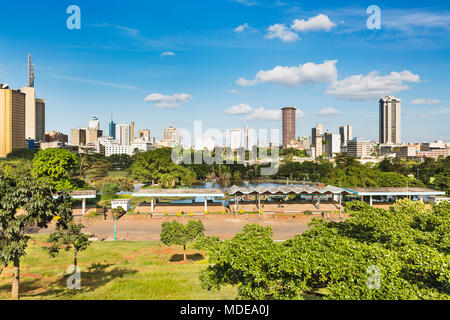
[32,148,79,191]
[6,148,37,160]
[0,173,72,300]
[200,200,450,300]
[47,222,91,274]
[160,220,205,261]
[132,149,196,187]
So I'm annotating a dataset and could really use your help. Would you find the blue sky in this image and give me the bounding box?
[0,0,449,143]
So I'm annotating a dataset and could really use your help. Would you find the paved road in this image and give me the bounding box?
[36,217,318,241]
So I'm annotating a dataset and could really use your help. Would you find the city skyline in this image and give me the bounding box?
[0,1,449,142]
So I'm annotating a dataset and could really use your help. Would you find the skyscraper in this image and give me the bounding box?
[242,125,249,150]
[116,124,131,145]
[35,98,45,142]
[379,96,401,144]
[89,116,100,130]
[339,125,352,147]
[227,128,241,150]
[109,116,116,140]
[282,107,296,147]
[131,122,135,142]
[28,54,34,88]
[324,132,341,158]
[0,85,26,157]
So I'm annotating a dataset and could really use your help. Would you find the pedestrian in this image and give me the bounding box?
[103,206,107,220]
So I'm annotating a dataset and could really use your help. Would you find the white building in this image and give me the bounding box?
[324,132,341,157]
[339,125,352,147]
[227,128,241,150]
[116,124,131,146]
[89,116,100,130]
[348,138,372,158]
[379,96,401,144]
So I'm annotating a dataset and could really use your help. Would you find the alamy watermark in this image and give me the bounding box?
[171,121,280,176]
[366,265,381,290]
[66,5,81,30]
[66,265,81,290]
[367,5,381,30]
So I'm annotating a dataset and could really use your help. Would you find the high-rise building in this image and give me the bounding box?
[28,54,34,88]
[324,132,341,158]
[0,85,27,157]
[163,126,180,146]
[242,126,249,150]
[347,138,372,158]
[311,123,323,146]
[86,128,102,144]
[71,128,86,146]
[109,118,116,140]
[282,107,296,147]
[21,86,36,140]
[116,124,131,146]
[131,122,135,142]
[138,129,151,141]
[89,116,100,130]
[339,125,352,147]
[379,96,401,144]
[35,98,45,142]
[21,55,45,142]
[45,131,68,143]
[227,128,241,150]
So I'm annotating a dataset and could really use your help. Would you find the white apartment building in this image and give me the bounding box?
[324,132,341,158]
[339,125,352,147]
[116,124,131,146]
[379,96,401,144]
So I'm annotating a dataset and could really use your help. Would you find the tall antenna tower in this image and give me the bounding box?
[27,54,35,87]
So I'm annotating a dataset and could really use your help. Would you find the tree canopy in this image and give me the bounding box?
[32,148,79,191]
[200,199,450,300]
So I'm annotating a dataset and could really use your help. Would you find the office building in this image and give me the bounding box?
[347,138,372,158]
[242,126,249,150]
[109,119,116,140]
[89,116,100,130]
[312,124,323,148]
[86,128,102,144]
[324,132,341,157]
[0,85,27,157]
[227,128,241,150]
[339,125,352,147]
[379,96,401,144]
[71,128,86,146]
[282,107,296,147]
[45,131,68,144]
[35,98,45,142]
[138,129,151,141]
[116,124,131,146]
[131,122,135,142]
[160,126,180,147]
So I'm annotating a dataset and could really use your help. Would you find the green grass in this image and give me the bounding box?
[0,235,237,300]
[107,170,131,178]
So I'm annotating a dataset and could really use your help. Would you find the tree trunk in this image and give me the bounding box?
[183,245,187,261]
[11,256,20,300]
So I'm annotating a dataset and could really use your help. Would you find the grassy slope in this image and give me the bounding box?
[0,235,236,300]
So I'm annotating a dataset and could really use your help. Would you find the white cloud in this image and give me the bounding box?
[236,60,338,87]
[326,70,420,100]
[229,89,239,94]
[265,24,300,42]
[144,93,192,108]
[317,107,341,117]
[246,107,303,121]
[291,14,337,32]
[232,0,258,6]
[224,103,253,115]
[161,51,175,57]
[234,23,250,32]
[411,98,440,105]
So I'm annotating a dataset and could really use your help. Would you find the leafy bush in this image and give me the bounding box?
[200,199,450,300]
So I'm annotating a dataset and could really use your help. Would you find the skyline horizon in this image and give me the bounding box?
[1,1,449,143]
